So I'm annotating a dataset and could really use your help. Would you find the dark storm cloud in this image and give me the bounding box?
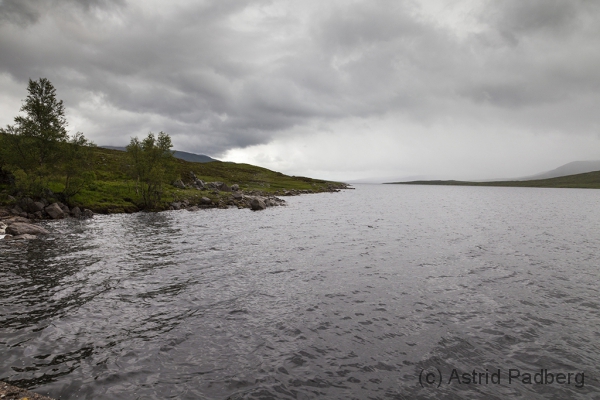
[0,0,599,159]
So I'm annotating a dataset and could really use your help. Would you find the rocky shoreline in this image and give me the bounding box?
[0,181,351,241]
[0,382,55,400]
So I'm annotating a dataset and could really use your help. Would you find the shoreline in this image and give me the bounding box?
[0,183,352,241]
[0,382,55,400]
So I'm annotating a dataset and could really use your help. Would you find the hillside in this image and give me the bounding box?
[387,170,600,189]
[516,160,600,181]
[0,146,348,213]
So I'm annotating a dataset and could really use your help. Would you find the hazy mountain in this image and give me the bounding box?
[101,146,217,163]
[517,160,600,181]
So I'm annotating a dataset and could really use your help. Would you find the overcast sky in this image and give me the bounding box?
[1,0,600,181]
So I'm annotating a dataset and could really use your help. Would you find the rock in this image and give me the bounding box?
[195,180,206,189]
[19,198,35,213]
[59,204,70,214]
[171,202,182,210]
[200,197,212,205]
[0,209,9,218]
[220,183,231,192]
[13,205,24,214]
[173,180,186,189]
[33,211,43,219]
[0,222,6,234]
[250,198,266,211]
[7,195,16,203]
[186,206,199,211]
[3,216,30,224]
[45,203,65,219]
[232,192,243,200]
[5,234,38,240]
[70,207,81,218]
[5,222,50,236]
[231,184,240,191]
[82,209,94,219]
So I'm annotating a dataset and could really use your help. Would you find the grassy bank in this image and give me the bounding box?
[0,146,348,213]
[387,170,600,189]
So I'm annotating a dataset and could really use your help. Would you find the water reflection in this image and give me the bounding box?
[1,186,600,399]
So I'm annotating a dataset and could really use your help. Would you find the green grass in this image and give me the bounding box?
[387,170,600,189]
[62,147,347,212]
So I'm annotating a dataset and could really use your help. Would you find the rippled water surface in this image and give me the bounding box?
[2,184,600,399]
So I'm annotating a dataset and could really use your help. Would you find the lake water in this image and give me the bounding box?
[1,184,600,399]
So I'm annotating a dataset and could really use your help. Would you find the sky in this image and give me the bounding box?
[1,0,600,182]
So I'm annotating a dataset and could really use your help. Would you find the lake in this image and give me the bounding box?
[1,184,599,399]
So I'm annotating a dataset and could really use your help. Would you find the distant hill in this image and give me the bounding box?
[517,160,600,181]
[387,170,600,189]
[101,146,217,163]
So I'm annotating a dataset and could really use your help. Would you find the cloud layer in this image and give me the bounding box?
[1,0,599,180]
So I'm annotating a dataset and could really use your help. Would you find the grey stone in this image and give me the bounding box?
[250,198,266,211]
[45,203,65,219]
[186,206,199,211]
[82,209,94,219]
[33,202,45,212]
[173,180,186,189]
[220,183,231,192]
[171,202,182,210]
[200,197,212,205]
[231,184,240,191]
[5,234,38,240]
[5,222,50,236]
[70,207,81,218]
[232,192,243,200]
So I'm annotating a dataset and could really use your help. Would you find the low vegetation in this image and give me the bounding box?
[387,172,600,189]
[0,78,347,214]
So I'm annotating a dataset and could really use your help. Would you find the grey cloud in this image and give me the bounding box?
[0,0,124,26]
[1,0,600,159]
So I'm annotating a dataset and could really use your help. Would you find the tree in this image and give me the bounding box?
[1,78,70,191]
[126,131,175,208]
[0,78,94,199]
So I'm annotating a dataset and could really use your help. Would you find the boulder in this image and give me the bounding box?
[33,211,43,219]
[2,216,30,224]
[33,202,45,212]
[0,209,9,218]
[195,180,206,189]
[232,192,243,200]
[171,202,182,210]
[5,234,38,240]
[173,180,186,189]
[45,203,65,219]
[0,222,6,234]
[5,222,50,236]
[200,197,212,205]
[82,209,94,219]
[70,207,81,218]
[231,184,240,191]
[220,183,231,192]
[59,203,70,214]
[186,206,199,212]
[250,198,266,211]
